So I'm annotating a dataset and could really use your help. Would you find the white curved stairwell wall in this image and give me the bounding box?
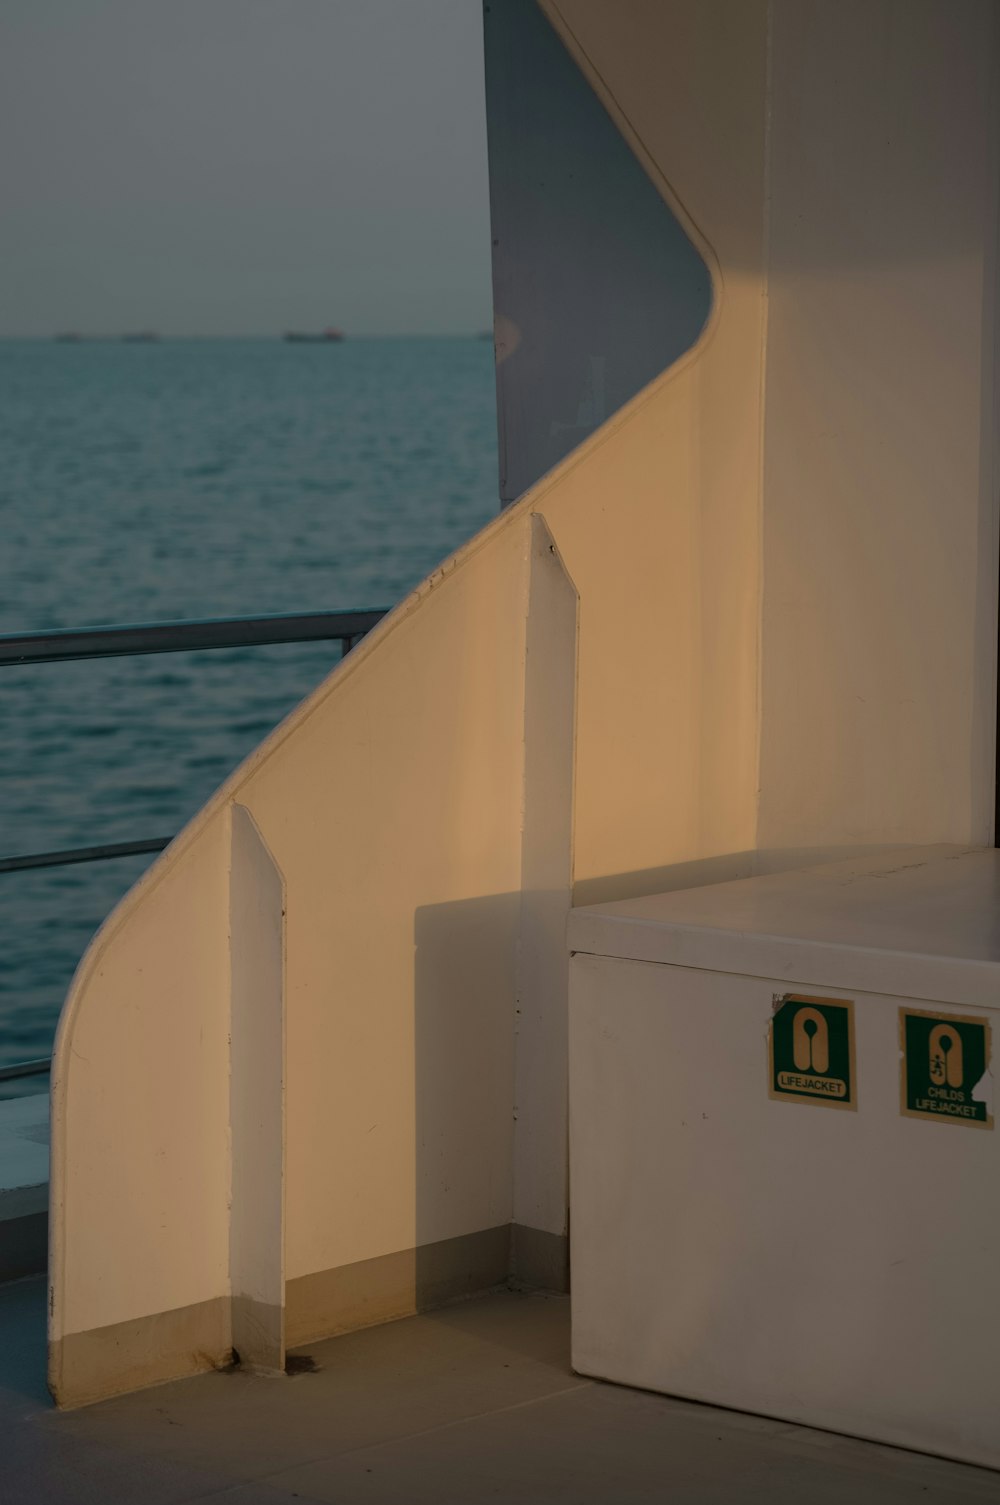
[48,0,998,1406]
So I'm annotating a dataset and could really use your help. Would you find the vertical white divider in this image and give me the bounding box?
[229,802,286,1374]
[513,512,579,1243]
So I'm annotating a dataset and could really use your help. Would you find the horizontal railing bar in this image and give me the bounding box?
[0,608,388,1079]
[0,609,387,667]
[0,836,173,875]
[0,1057,50,1082]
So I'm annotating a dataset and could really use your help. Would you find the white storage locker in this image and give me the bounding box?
[568,846,1000,1469]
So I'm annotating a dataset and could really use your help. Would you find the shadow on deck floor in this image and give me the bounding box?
[1,1277,998,1503]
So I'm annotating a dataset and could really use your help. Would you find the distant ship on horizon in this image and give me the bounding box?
[283,327,345,343]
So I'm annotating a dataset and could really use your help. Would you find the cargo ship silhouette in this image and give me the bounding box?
[282,327,345,343]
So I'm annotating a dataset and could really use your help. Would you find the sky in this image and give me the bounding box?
[0,0,494,337]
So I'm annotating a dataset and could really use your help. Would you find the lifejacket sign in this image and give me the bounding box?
[769,995,856,1110]
[900,1009,993,1128]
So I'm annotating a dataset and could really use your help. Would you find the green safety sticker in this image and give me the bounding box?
[900,1009,993,1129]
[769,995,855,1110]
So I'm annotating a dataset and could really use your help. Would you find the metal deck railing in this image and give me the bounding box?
[0,608,387,1082]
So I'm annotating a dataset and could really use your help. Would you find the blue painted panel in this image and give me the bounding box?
[484,0,712,503]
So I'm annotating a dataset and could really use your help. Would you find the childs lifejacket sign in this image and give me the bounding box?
[769,995,856,1110]
[900,1009,992,1128]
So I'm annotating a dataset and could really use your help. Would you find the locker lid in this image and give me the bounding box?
[567,846,1000,1009]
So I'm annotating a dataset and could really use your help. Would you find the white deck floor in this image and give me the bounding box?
[2,1278,999,1503]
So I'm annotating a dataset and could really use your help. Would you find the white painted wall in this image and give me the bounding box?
[50,818,231,1338]
[49,0,998,1401]
[756,0,1000,855]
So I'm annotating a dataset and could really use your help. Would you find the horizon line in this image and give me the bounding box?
[0,330,494,342]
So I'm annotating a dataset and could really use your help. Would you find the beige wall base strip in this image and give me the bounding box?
[285,1225,510,1349]
[49,1295,231,1410]
[510,1223,570,1293]
[50,1222,572,1405]
[286,1222,570,1350]
[230,1294,285,1377]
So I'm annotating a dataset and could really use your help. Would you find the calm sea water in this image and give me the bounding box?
[0,338,499,1085]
